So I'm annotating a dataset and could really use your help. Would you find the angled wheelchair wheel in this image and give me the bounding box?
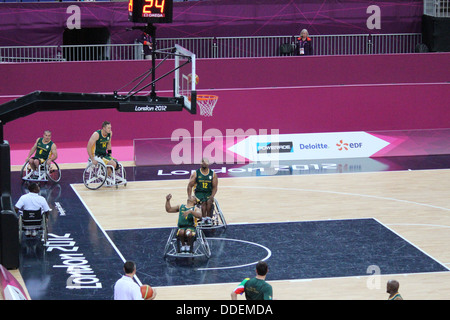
[163,228,178,258]
[46,160,61,183]
[41,212,49,245]
[83,162,107,190]
[18,214,24,244]
[214,198,227,229]
[196,229,211,258]
[198,198,227,230]
[21,162,33,181]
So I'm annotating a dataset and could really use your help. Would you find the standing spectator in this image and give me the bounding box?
[296,29,313,56]
[136,32,153,60]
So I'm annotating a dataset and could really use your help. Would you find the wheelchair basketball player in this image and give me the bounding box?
[165,194,202,253]
[187,157,218,225]
[25,130,58,176]
[86,121,119,176]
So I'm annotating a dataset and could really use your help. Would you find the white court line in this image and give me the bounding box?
[75,182,450,214]
[196,238,271,271]
[70,184,143,286]
[374,218,450,271]
[71,180,450,285]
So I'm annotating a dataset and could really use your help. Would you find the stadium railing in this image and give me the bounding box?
[0,33,423,63]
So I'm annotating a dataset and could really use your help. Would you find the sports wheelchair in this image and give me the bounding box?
[18,209,49,245]
[21,159,61,183]
[196,198,227,230]
[163,225,211,259]
[83,159,127,190]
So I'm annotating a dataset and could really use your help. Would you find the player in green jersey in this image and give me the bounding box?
[87,121,119,176]
[187,157,218,224]
[231,261,273,300]
[26,130,58,173]
[165,194,202,253]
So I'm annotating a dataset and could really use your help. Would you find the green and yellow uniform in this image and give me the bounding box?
[92,129,117,165]
[177,204,197,233]
[388,293,403,300]
[233,277,273,300]
[34,138,54,163]
[194,168,213,202]
[93,129,110,157]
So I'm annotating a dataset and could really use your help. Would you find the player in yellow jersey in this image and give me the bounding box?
[187,157,218,224]
[25,130,58,174]
[87,121,119,176]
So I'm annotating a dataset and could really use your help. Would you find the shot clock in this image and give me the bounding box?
[128,0,173,23]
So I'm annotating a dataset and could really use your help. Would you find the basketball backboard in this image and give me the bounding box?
[173,44,197,114]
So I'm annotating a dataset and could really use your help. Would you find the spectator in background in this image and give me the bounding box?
[136,32,152,60]
[296,29,313,56]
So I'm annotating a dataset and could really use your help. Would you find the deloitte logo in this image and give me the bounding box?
[299,143,329,150]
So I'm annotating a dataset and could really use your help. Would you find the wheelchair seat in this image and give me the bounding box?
[83,158,127,190]
[163,224,211,259]
[19,209,49,245]
[196,198,227,230]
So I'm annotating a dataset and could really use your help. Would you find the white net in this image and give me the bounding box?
[197,95,218,117]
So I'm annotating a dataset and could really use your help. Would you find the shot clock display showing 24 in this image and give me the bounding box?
[128,0,174,23]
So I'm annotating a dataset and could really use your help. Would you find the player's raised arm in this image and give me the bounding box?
[165,194,180,213]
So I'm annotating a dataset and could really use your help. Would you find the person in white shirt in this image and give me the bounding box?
[114,261,156,300]
[14,182,51,236]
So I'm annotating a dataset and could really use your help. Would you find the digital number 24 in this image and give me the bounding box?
[143,0,166,14]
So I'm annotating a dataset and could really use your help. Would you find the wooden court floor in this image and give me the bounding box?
[70,168,450,300]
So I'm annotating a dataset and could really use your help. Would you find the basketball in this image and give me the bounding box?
[141,284,153,299]
[188,73,199,85]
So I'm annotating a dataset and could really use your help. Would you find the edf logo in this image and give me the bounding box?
[336,140,363,151]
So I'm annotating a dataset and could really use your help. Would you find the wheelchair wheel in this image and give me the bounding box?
[197,229,211,258]
[83,162,107,190]
[41,212,49,245]
[18,215,24,244]
[214,198,227,229]
[163,228,177,258]
[118,163,127,182]
[21,162,33,181]
[46,160,61,183]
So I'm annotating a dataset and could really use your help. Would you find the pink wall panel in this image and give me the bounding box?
[1,53,449,146]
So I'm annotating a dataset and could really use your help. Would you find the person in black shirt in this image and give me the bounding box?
[296,29,313,56]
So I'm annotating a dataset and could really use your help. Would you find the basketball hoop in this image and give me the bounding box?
[196,94,218,117]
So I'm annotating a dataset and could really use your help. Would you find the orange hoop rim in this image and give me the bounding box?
[196,94,218,101]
